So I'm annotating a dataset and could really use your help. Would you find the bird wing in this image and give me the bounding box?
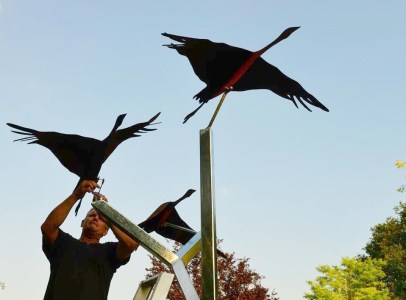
[165,209,194,231]
[190,43,251,88]
[138,202,169,233]
[155,208,196,244]
[138,188,195,233]
[102,112,160,162]
[7,123,103,177]
[235,57,329,112]
[49,135,102,178]
[163,33,252,101]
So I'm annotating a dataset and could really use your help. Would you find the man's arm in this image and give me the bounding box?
[110,223,139,262]
[92,194,139,262]
[41,180,99,245]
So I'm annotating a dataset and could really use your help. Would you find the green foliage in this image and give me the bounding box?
[364,202,406,299]
[304,257,390,300]
[305,162,406,299]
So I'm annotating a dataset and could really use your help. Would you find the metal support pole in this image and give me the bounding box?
[200,128,218,300]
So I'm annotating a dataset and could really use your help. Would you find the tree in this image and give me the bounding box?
[361,160,406,299]
[145,242,278,300]
[364,202,406,299]
[304,257,390,300]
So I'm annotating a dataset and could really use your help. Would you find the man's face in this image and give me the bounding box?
[81,209,108,237]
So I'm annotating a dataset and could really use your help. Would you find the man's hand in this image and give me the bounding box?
[42,180,100,245]
[92,192,109,224]
[73,180,100,199]
[92,192,108,203]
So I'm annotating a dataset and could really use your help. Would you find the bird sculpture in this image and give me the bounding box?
[138,189,226,258]
[7,112,160,214]
[162,26,329,126]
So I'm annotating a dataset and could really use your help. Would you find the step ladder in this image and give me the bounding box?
[133,272,174,300]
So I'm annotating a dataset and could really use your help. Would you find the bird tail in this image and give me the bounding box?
[73,178,84,216]
[6,123,39,143]
[102,112,162,162]
[74,198,83,216]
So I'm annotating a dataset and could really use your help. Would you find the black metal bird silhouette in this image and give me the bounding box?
[162,26,329,126]
[7,112,160,215]
[138,189,226,258]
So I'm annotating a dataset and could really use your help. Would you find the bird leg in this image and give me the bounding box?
[183,102,205,124]
[74,198,83,216]
[98,178,105,192]
[207,87,232,128]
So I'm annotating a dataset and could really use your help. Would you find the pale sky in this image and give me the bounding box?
[1,1,406,299]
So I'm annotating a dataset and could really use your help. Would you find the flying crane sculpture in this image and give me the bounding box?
[139,189,226,258]
[162,27,328,126]
[7,112,160,214]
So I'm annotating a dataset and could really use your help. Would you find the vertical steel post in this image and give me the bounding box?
[200,128,218,300]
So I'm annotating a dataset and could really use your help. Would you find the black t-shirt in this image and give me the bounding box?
[42,229,130,300]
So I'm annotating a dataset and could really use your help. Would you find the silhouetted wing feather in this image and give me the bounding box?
[103,112,160,161]
[235,57,329,111]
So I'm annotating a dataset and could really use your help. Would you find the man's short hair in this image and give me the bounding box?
[85,208,110,230]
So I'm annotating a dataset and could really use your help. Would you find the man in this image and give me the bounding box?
[41,180,139,300]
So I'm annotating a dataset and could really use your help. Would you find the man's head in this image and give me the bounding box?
[81,209,109,239]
